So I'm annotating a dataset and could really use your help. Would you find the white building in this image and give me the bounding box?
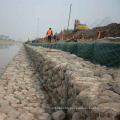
[0,35,9,40]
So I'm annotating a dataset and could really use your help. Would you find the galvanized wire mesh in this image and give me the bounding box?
[29,42,120,68]
[27,44,120,120]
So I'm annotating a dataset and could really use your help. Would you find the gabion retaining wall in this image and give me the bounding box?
[25,44,120,120]
[30,42,120,68]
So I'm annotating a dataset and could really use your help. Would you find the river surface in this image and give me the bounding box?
[0,44,22,77]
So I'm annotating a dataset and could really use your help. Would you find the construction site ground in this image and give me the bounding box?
[41,38,117,44]
[41,23,120,44]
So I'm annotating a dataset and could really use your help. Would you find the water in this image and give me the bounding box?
[0,44,22,77]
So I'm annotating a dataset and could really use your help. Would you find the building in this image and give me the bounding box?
[0,35,9,40]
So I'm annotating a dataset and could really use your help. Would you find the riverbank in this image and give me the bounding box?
[0,40,23,44]
[0,44,22,78]
[0,45,51,120]
[25,44,120,120]
[0,44,120,120]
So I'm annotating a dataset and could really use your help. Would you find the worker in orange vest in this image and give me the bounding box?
[46,28,53,43]
[97,29,100,39]
[81,34,84,39]
[73,34,75,39]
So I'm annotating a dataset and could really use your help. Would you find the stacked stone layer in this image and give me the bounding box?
[25,45,120,120]
[0,46,52,120]
[0,44,120,120]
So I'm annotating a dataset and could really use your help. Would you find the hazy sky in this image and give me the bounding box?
[0,0,120,41]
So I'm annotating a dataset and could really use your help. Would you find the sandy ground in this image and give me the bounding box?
[59,38,120,43]
[77,38,112,42]
[46,38,112,43]
[0,40,23,44]
[41,38,117,43]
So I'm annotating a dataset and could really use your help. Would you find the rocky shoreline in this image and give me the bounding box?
[0,44,120,120]
[0,45,52,120]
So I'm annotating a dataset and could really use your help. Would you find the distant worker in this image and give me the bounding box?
[73,34,75,39]
[57,37,60,41]
[97,29,101,39]
[81,34,84,39]
[53,34,56,42]
[46,28,53,43]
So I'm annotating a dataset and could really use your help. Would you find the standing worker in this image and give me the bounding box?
[73,34,75,39]
[53,34,56,42]
[81,34,84,40]
[97,29,100,39]
[46,28,53,43]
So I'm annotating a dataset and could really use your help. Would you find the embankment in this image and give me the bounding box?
[25,44,120,120]
[0,44,120,120]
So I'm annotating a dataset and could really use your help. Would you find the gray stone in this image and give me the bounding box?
[72,112,80,120]
[30,107,45,114]
[0,105,14,114]
[0,113,7,120]
[7,109,20,118]
[4,95,20,104]
[113,83,120,95]
[18,113,34,120]
[101,74,113,80]
[52,110,65,120]
[38,113,52,120]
